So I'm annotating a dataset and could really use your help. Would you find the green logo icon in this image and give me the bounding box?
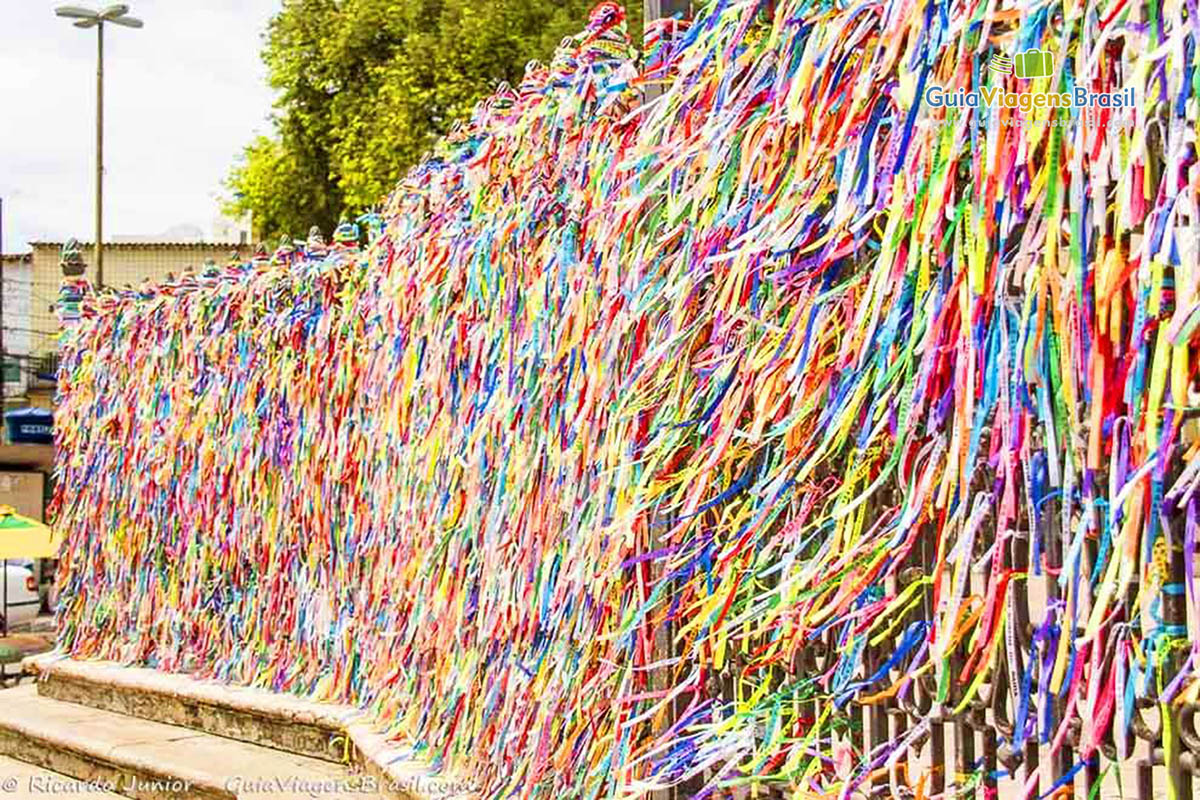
[1013,49,1053,79]
[988,54,1013,75]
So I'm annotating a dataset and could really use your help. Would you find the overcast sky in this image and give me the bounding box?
[0,0,280,251]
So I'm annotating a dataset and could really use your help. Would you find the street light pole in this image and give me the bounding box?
[95,20,103,287]
[55,4,144,289]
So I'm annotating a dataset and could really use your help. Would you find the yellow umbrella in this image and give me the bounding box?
[0,506,60,559]
[1,505,59,637]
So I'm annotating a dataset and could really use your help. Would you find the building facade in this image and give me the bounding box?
[0,253,34,398]
[27,241,251,357]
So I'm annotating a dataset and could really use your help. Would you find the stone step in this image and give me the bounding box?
[20,656,472,800]
[26,656,351,765]
[0,754,126,798]
[0,684,390,799]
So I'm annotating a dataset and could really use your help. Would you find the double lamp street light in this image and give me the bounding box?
[54,4,143,289]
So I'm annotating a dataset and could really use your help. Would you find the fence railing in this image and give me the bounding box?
[651,454,1198,799]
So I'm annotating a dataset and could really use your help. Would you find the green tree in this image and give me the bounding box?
[225,0,642,241]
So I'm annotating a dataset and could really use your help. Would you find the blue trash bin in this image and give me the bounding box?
[5,408,54,445]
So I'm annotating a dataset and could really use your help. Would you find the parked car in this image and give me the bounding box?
[2,559,40,631]
[38,558,60,613]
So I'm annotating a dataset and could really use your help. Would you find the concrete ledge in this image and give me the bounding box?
[0,685,238,800]
[26,655,350,764]
[23,654,475,799]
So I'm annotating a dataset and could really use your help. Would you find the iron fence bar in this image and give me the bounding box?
[1163,454,1192,799]
[915,521,946,796]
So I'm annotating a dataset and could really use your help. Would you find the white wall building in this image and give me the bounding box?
[0,253,34,399]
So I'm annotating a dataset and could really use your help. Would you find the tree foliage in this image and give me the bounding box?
[225,0,642,240]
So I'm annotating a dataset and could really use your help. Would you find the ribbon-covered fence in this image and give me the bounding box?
[51,0,1200,797]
